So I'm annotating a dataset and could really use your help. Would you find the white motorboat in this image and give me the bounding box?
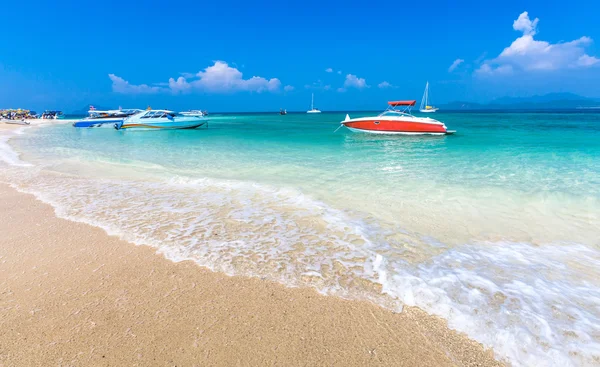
[340,100,454,135]
[179,110,206,117]
[73,107,143,128]
[115,110,207,130]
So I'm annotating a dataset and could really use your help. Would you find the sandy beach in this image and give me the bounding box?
[0,175,502,366]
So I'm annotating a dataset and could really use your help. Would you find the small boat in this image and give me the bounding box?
[307,93,322,113]
[340,100,454,135]
[419,82,439,113]
[73,107,142,128]
[41,110,64,119]
[3,120,30,125]
[179,110,205,117]
[280,108,287,115]
[115,110,207,130]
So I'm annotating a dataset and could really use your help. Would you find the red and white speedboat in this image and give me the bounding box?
[340,100,455,135]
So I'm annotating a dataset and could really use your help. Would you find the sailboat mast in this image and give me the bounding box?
[311,93,314,110]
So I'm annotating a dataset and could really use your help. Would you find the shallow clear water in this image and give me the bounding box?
[2,111,600,366]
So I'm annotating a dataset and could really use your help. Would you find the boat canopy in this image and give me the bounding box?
[388,100,416,107]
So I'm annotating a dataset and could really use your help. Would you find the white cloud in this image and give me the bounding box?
[325,68,333,73]
[108,74,161,94]
[476,12,600,76]
[448,59,464,72]
[337,70,342,75]
[378,81,392,88]
[513,11,539,36]
[110,61,282,95]
[344,74,369,89]
[168,76,191,93]
[337,87,346,93]
[476,64,513,76]
[284,85,295,92]
[576,54,600,67]
[192,61,281,93]
[180,72,196,79]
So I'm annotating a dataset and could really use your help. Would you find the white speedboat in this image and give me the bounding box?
[115,110,207,130]
[179,110,206,117]
[307,93,322,113]
[73,108,142,128]
[340,100,454,135]
[419,82,439,113]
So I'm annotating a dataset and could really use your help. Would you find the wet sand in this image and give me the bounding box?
[0,181,503,366]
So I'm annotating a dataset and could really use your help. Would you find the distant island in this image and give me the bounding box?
[441,93,600,110]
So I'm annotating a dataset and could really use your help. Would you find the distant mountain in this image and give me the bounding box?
[441,93,600,110]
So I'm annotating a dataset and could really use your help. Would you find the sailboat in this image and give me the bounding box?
[307,93,322,113]
[419,82,439,113]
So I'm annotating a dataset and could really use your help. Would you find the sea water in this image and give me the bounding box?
[1,111,599,366]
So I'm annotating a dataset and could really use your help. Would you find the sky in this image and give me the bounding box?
[1,0,600,112]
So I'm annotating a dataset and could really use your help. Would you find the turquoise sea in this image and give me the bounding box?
[1,110,599,366]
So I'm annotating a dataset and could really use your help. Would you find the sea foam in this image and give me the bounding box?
[1,125,600,366]
[1,168,598,367]
[0,128,33,167]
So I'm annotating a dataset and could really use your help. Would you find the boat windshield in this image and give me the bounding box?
[140,111,176,119]
[379,110,413,117]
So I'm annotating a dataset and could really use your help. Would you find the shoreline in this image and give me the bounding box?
[0,182,503,366]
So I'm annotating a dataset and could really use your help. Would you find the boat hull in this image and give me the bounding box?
[419,109,439,113]
[3,120,30,125]
[73,118,124,128]
[116,120,207,130]
[342,119,447,135]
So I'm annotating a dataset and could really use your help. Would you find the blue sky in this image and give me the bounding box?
[1,0,599,112]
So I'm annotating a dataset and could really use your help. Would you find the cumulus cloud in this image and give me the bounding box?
[344,74,369,89]
[577,54,600,67]
[110,61,282,95]
[168,76,191,93]
[448,59,464,72]
[109,74,161,94]
[180,72,197,79]
[325,68,333,73]
[191,61,281,93]
[284,85,294,92]
[378,81,392,88]
[477,64,513,76]
[513,11,539,36]
[476,12,600,76]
